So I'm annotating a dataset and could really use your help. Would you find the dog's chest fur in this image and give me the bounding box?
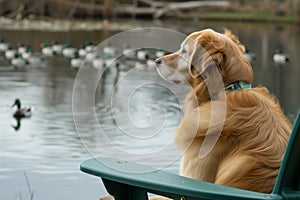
[180,137,233,183]
[179,90,235,183]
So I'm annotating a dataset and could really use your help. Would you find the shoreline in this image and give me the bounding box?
[0,17,141,32]
[186,12,297,24]
[0,12,298,32]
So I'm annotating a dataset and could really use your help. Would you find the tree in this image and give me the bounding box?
[103,0,114,19]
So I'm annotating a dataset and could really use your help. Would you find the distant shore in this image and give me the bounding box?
[0,12,297,32]
[185,12,297,23]
[0,17,141,32]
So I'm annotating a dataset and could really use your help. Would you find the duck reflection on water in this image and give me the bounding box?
[11,117,21,131]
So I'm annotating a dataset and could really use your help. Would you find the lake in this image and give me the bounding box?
[0,20,299,200]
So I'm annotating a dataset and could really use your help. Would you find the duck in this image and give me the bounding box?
[84,40,95,53]
[85,50,99,62]
[78,45,88,58]
[122,44,136,59]
[0,38,10,52]
[52,41,64,55]
[103,43,118,56]
[40,42,55,57]
[136,49,149,60]
[105,54,119,67]
[5,47,18,60]
[135,59,156,70]
[70,52,84,69]
[155,48,166,58]
[92,57,105,69]
[21,47,33,59]
[77,41,95,58]
[244,48,256,62]
[17,43,28,55]
[11,98,32,118]
[12,117,21,131]
[273,49,289,64]
[11,54,29,68]
[62,44,77,59]
[22,48,44,66]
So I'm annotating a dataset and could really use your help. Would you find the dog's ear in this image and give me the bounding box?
[188,39,224,80]
[188,30,226,80]
[188,41,203,79]
[222,29,254,84]
[188,29,253,84]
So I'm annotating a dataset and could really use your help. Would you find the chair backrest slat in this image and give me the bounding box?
[273,111,300,196]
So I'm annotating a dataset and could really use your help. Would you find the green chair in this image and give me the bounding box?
[80,111,300,200]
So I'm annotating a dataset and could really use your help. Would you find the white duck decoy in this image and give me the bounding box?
[70,53,84,69]
[137,49,149,60]
[155,48,166,58]
[84,40,95,53]
[17,43,28,55]
[22,48,44,66]
[122,44,136,59]
[85,50,99,62]
[103,43,118,56]
[40,42,55,57]
[78,45,88,58]
[78,41,95,58]
[11,54,29,68]
[5,47,18,60]
[273,49,289,64]
[0,38,10,52]
[105,54,119,67]
[134,59,155,69]
[52,41,64,55]
[92,57,105,69]
[62,44,77,59]
[21,48,33,59]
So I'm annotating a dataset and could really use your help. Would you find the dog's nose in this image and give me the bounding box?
[155,57,162,65]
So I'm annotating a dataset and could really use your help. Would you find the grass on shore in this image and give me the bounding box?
[187,12,297,23]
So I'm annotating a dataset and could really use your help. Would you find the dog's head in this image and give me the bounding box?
[156,29,254,88]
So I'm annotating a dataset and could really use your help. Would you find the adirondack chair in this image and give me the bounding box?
[80,111,300,200]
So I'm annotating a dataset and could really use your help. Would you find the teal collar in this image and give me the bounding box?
[225,82,251,92]
[211,82,251,101]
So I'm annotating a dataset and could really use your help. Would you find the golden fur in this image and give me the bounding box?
[156,29,292,194]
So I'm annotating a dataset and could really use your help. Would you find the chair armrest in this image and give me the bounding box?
[80,157,282,200]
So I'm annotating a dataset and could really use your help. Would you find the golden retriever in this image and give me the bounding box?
[101,29,291,200]
[155,28,292,195]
